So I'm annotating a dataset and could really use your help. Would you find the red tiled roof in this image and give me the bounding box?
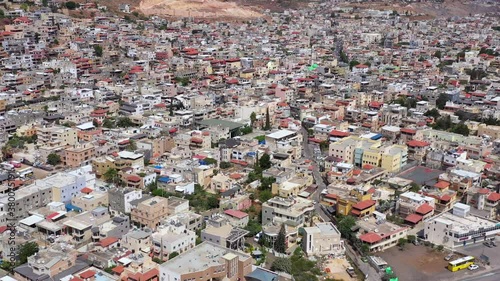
[324,194,338,200]
[127,175,141,183]
[351,209,361,215]
[46,212,61,220]
[81,187,93,194]
[401,128,417,134]
[441,194,452,202]
[330,130,350,137]
[434,181,450,189]
[229,173,243,180]
[99,237,118,248]
[405,213,423,224]
[416,203,434,215]
[224,209,248,219]
[487,192,500,202]
[359,233,382,243]
[407,140,430,147]
[362,164,374,170]
[112,265,124,274]
[79,270,96,279]
[352,200,376,210]
[70,277,84,281]
[190,137,203,144]
[478,188,490,194]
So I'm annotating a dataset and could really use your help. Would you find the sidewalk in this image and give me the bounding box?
[345,244,382,281]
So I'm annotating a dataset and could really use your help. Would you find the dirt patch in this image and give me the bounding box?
[343,0,499,19]
[325,259,357,281]
[379,244,450,281]
[138,0,263,20]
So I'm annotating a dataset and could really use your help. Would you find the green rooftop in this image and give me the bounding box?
[197,119,245,131]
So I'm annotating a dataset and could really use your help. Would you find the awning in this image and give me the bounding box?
[19,215,44,226]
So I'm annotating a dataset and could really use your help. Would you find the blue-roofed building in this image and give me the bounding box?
[66,203,83,212]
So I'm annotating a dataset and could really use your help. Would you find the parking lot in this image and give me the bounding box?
[379,238,500,281]
[379,243,451,281]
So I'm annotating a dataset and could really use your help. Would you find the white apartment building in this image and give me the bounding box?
[152,223,196,261]
[424,203,500,249]
[302,222,344,256]
[261,197,314,227]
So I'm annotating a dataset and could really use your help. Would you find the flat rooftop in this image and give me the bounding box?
[160,241,250,274]
[428,212,498,235]
[197,119,245,131]
[398,166,443,186]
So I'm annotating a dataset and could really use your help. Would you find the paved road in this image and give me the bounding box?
[300,127,329,222]
[457,268,500,281]
[346,244,382,281]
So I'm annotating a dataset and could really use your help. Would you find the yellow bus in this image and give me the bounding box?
[447,256,475,272]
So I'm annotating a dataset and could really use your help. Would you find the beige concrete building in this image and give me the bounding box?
[36,125,77,146]
[159,242,252,281]
[302,222,344,256]
[71,190,108,212]
[130,196,170,229]
[477,124,500,140]
[64,142,96,168]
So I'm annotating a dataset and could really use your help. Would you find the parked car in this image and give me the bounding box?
[346,267,357,278]
[412,240,420,246]
[9,161,21,168]
[491,240,497,247]
[361,256,369,263]
[445,254,453,261]
[483,241,493,248]
[468,264,479,270]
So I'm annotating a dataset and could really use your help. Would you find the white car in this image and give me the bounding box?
[468,264,479,270]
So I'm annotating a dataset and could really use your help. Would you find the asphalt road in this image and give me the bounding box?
[300,127,329,222]
[457,268,500,281]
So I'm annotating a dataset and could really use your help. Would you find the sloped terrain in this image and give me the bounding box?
[138,0,263,20]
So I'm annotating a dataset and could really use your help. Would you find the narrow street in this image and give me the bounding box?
[301,128,381,281]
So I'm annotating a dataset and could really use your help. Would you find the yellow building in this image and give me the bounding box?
[362,149,382,167]
[336,187,373,216]
[380,145,407,173]
[477,124,500,140]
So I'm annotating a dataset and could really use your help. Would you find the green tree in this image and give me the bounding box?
[92,119,99,128]
[398,238,407,249]
[204,157,217,166]
[244,218,262,236]
[433,50,442,59]
[271,257,292,273]
[18,242,39,264]
[42,0,48,7]
[451,123,469,136]
[424,108,441,119]
[259,153,272,170]
[93,45,103,57]
[349,60,360,70]
[274,224,287,253]
[258,189,273,202]
[104,266,117,274]
[409,183,421,192]
[220,161,232,169]
[47,153,61,166]
[20,3,29,11]
[250,112,257,127]
[168,251,179,259]
[407,235,416,243]
[65,1,78,10]
[240,125,253,135]
[127,140,137,151]
[264,108,271,130]
[337,215,356,239]
[116,117,135,127]
[102,118,114,128]
[103,168,119,184]
[435,93,449,109]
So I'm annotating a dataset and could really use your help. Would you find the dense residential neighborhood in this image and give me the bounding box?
[0,0,499,281]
